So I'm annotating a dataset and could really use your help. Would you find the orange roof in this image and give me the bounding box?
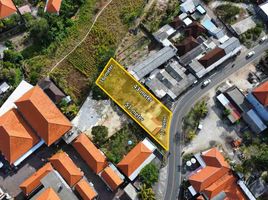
[252,81,268,106]
[72,133,107,174]
[20,163,54,196]
[0,0,16,19]
[101,166,123,191]
[117,141,152,177]
[36,187,60,200]
[15,86,72,146]
[75,179,98,200]
[0,109,39,164]
[45,0,62,13]
[49,151,83,187]
[189,148,247,199]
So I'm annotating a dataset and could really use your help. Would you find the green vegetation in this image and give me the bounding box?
[59,100,79,119]
[215,4,242,24]
[101,124,145,164]
[92,84,108,100]
[183,100,208,142]
[91,125,109,147]
[140,164,159,187]
[138,184,156,200]
[240,23,263,47]
[0,14,21,32]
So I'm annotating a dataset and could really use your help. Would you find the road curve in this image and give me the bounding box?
[165,43,268,200]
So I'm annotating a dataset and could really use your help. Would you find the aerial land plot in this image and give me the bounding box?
[96,58,172,150]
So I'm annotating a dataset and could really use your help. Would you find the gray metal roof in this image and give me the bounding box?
[242,109,267,134]
[219,37,241,55]
[130,46,177,80]
[31,170,79,200]
[180,44,206,66]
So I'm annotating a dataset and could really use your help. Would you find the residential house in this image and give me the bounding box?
[75,178,98,200]
[0,0,16,19]
[175,36,200,57]
[153,24,176,46]
[201,19,225,39]
[184,22,207,39]
[72,133,108,174]
[34,187,60,200]
[117,138,156,181]
[258,1,268,22]
[38,77,66,104]
[49,151,83,187]
[180,0,199,14]
[100,164,124,191]
[44,0,62,14]
[188,148,256,200]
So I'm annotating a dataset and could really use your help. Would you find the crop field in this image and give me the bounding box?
[50,0,146,102]
[96,58,172,150]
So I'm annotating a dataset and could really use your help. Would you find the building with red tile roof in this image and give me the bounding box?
[49,151,83,187]
[0,0,16,19]
[35,187,60,200]
[100,164,124,191]
[117,139,156,181]
[72,133,107,174]
[188,148,249,199]
[75,179,98,200]
[252,81,268,106]
[199,48,226,68]
[0,109,39,164]
[20,163,54,196]
[175,36,200,57]
[15,86,72,146]
[44,0,62,14]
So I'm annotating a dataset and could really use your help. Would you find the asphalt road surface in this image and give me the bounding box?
[164,42,268,200]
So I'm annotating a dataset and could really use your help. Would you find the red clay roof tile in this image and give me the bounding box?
[101,166,123,191]
[36,187,60,200]
[45,0,62,13]
[252,81,268,106]
[75,179,97,200]
[0,0,16,19]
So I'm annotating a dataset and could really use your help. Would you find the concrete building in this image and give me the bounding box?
[258,1,268,22]
[231,16,256,36]
[129,46,177,81]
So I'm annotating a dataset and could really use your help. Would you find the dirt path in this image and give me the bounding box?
[48,0,113,75]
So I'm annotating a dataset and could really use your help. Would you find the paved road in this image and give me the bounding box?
[164,43,268,200]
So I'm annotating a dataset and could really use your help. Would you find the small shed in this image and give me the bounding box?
[0,82,10,94]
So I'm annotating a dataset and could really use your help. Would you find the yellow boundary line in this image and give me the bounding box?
[96,58,172,150]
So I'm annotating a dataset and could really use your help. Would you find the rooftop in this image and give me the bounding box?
[0,0,16,19]
[252,81,268,106]
[259,1,268,16]
[199,47,226,68]
[35,187,60,200]
[45,0,62,13]
[101,164,124,191]
[75,178,98,200]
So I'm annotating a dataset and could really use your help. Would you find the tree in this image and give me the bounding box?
[91,125,108,146]
[29,18,49,44]
[92,84,108,100]
[3,50,23,64]
[140,164,159,187]
[138,184,156,200]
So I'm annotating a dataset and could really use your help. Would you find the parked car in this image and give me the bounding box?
[260,36,267,43]
[246,51,255,59]
[202,79,211,87]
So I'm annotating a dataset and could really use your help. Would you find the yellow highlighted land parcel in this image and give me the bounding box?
[96,58,172,150]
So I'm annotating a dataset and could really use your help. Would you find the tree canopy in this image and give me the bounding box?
[92,125,109,146]
[140,163,159,187]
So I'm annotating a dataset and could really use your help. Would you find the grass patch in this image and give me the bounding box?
[240,23,263,47]
[215,4,242,24]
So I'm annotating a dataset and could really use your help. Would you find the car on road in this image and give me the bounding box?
[246,51,255,59]
[202,79,211,87]
[260,36,267,43]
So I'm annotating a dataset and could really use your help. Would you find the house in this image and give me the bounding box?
[72,133,108,174]
[75,178,98,200]
[184,22,207,39]
[258,1,268,22]
[117,138,156,181]
[231,16,256,36]
[38,77,65,104]
[180,0,199,14]
[15,85,72,146]
[129,46,177,81]
[0,0,16,19]
[20,163,54,196]
[153,24,176,45]
[188,148,255,200]
[201,19,225,39]
[199,47,226,68]
[100,164,124,191]
[49,152,83,187]
[44,0,62,14]
[246,81,268,123]
[34,187,60,200]
[0,109,40,165]
[175,36,200,57]
[0,82,10,95]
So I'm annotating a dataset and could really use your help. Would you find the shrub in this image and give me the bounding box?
[92,125,109,146]
[140,164,159,187]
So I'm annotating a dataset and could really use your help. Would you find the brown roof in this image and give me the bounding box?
[0,0,16,19]
[175,36,200,56]
[117,142,152,178]
[20,163,54,196]
[252,81,268,106]
[45,0,62,13]
[0,109,39,164]
[36,187,60,200]
[49,152,83,187]
[75,179,98,200]
[184,22,207,38]
[38,77,65,104]
[101,166,123,191]
[189,148,247,199]
[169,16,183,29]
[15,86,72,146]
[199,47,226,68]
[72,133,107,174]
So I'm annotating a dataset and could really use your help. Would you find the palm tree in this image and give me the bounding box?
[138,184,156,200]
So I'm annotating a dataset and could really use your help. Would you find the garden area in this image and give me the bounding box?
[215,4,244,25]
[182,99,208,143]
[240,22,264,47]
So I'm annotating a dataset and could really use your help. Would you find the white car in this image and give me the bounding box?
[260,36,267,43]
[202,79,211,87]
[246,51,255,58]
